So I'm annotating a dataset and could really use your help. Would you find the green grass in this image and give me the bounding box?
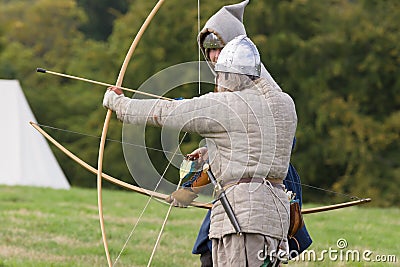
[290,205,399,266]
[0,186,398,266]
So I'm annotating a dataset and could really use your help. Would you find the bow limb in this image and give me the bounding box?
[31,121,371,229]
[32,122,377,215]
[97,1,166,266]
[31,121,374,216]
[301,198,371,214]
[30,122,211,208]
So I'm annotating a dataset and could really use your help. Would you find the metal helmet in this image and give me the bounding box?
[202,32,224,63]
[214,35,261,77]
[203,32,224,49]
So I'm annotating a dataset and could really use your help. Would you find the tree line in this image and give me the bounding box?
[0,0,398,206]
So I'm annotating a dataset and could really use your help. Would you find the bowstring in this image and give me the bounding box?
[35,123,183,156]
[37,124,359,202]
[35,123,189,265]
[145,131,188,266]
[148,2,202,265]
[198,0,201,95]
[284,179,360,200]
[114,130,187,266]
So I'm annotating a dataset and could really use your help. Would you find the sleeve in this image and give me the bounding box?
[103,90,229,136]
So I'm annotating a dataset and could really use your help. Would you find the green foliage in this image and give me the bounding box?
[247,0,399,206]
[0,0,398,206]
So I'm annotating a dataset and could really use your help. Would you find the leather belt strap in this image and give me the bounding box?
[237,177,265,184]
[265,177,284,185]
[223,177,284,191]
[238,177,284,185]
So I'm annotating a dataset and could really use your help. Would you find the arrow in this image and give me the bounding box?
[36,68,171,100]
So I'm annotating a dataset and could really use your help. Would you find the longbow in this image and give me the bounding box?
[32,1,371,265]
[96,1,166,265]
[30,121,371,215]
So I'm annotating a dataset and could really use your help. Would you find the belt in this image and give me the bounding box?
[238,177,283,185]
[237,177,265,184]
[223,177,283,191]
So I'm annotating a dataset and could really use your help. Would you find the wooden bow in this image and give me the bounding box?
[30,122,210,209]
[301,197,371,214]
[96,1,166,266]
[31,121,373,216]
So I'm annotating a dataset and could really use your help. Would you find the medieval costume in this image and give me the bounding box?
[103,35,297,266]
[183,1,312,264]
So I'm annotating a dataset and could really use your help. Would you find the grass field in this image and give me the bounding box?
[0,185,398,266]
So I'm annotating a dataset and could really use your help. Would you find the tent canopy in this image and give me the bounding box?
[0,79,70,189]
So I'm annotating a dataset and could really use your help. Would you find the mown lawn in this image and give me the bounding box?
[0,185,398,266]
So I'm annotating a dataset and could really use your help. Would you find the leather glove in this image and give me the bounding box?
[165,188,198,208]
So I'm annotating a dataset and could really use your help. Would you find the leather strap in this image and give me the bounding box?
[238,177,284,185]
[237,177,265,184]
[223,177,283,191]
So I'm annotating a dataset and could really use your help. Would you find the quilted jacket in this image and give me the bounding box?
[103,77,297,239]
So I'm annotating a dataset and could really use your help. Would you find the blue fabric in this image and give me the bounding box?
[182,171,202,188]
[192,210,212,254]
[283,163,313,255]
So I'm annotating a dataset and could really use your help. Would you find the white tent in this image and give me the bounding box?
[0,80,70,189]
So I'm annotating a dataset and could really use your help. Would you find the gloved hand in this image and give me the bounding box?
[103,86,124,109]
[165,188,198,208]
[186,146,208,163]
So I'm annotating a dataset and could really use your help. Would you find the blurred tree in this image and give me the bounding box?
[0,0,398,206]
[76,0,128,41]
[245,0,399,205]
